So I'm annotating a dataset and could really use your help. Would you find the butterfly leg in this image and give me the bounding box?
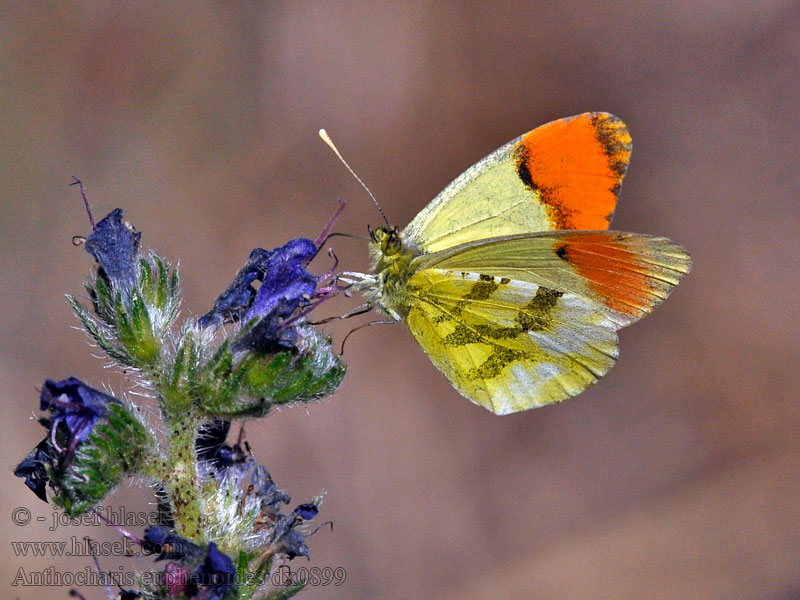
[306,301,376,326]
[340,319,396,355]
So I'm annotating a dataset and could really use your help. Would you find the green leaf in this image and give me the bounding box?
[67,295,132,364]
[113,289,159,367]
[155,256,170,310]
[139,257,155,303]
[89,274,116,324]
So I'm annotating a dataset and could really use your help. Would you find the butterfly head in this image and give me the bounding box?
[368,224,402,257]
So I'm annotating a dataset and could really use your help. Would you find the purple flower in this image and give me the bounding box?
[194,542,236,600]
[83,208,142,295]
[250,464,291,513]
[198,248,274,328]
[39,377,120,464]
[245,238,317,322]
[199,239,318,351]
[234,296,303,353]
[15,378,122,502]
[69,589,139,600]
[292,503,319,521]
[14,438,55,502]
[269,501,320,560]
[144,532,235,599]
[143,526,203,563]
[275,529,310,561]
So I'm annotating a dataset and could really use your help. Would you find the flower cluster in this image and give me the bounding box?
[16,202,346,600]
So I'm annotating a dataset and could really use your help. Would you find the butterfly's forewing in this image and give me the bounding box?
[402,269,620,414]
[414,231,692,327]
[403,113,631,254]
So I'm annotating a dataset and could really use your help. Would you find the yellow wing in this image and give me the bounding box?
[403,269,620,414]
[398,232,691,414]
[403,112,632,253]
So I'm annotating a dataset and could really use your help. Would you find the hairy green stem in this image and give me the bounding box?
[162,407,204,541]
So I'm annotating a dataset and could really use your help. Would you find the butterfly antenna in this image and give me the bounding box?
[319,128,389,226]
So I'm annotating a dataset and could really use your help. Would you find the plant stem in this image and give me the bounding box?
[162,407,204,541]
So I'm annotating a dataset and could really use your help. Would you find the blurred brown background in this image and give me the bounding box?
[2,2,799,599]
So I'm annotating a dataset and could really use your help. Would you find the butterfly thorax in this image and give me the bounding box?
[340,225,421,320]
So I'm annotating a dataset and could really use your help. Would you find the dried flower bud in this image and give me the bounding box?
[84,208,141,299]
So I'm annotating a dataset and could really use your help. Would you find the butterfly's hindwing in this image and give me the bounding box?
[403,269,619,414]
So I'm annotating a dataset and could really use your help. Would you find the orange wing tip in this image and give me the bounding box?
[589,112,632,186]
[514,112,633,231]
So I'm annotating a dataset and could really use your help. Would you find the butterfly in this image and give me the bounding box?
[338,113,692,415]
